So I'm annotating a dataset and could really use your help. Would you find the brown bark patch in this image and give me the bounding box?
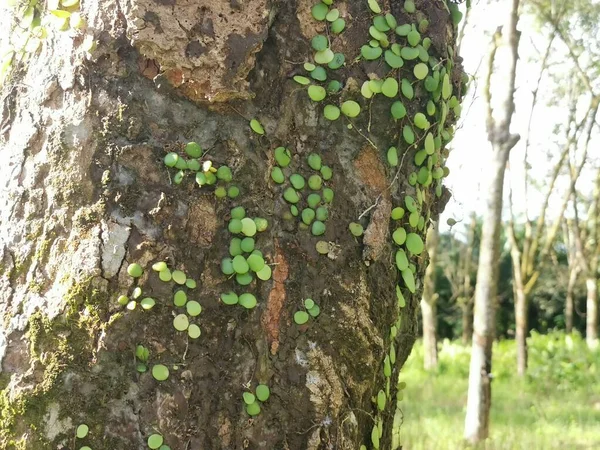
[296,0,327,38]
[185,198,218,247]
[354,145,391,262]
[362,197,392,262]
[261,239,289,355]
[353,145,389,194]
[125,0,270,102]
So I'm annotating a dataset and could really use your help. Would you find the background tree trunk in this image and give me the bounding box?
[464,0,521,443]
[586,278,598,348]
[565,266,579,334]
[461,301,473,344]
[0,1,463,449]
[421,223,440,371]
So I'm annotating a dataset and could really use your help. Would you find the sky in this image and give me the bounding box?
[440,0,600,237]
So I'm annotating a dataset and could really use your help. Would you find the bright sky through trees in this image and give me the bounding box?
[442,1,599,234]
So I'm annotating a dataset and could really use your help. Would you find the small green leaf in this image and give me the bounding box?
[250,119,265,135]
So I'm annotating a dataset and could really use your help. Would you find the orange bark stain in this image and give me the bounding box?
[261,239,289,355]
[353,145,389,195]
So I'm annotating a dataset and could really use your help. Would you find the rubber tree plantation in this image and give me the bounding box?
[0,0,465,448]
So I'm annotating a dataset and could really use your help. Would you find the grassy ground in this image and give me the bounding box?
[398,331,600,449]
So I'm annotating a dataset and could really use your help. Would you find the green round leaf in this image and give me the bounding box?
[324,104,341,121]
[311,221,326,236]
[308,85,327,102]
[127,263,142,278]
[250,119,265,135]
[283,187,300,204]
[311,34,328,51]
[173,314,189,331]
[221,292,239,305]
[393,227,407,245]
[395,249,409,271]
[341,100,360,118]
[402,268,416,293]
[391,101,406,120]
[164,152,179,167]
[174,290,187,307]
[256,264,272,281]
[76,424,89,439]
[361,45,382,60]
[328,52,345,69]
[243,392,256,405]
[246,401,261,416]
[381,78,399,98]
[152,365,169,381]
[239,293,257,309]
[256,384,270,402]
[188,324,201,339]
[349,222,363,237]
[384,50,404,68]
[414,62,428,80]
[314,48,334,65]
[241,217,257,237]
[140,297,155,310]
[331,18,346,34]
[406,233,424,255]
[274,146,291,167]
[308,304,321,317]
[186,300,202,317]
[148,434,164,449]
[310,66,327,81]
[294,75,310,85]
[311,2,328,21]
[185,142,202,158]
[294,310,310,325]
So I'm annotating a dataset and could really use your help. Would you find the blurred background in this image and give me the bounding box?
[401,0,600,448]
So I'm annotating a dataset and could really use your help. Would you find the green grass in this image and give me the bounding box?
[398,331,600,450]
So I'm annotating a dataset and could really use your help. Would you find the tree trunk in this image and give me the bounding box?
[0,1,463,449]
[461,213,476,345]
[421,223,440,371]
[586,278,599,349]
[461,300,473,344]
[465,0,521,441]
[514,285,527,375]
[464,151,509,444]
[508,226,527,376]
[565,265,579,334]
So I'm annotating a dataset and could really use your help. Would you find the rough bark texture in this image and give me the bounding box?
[464,0,520,443]
[0,1,462,449]
[421,223,439,371]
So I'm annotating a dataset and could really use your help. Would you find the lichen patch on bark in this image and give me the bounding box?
[121,0,271,102]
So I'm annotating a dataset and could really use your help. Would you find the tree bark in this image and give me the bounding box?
[464,151,510,443]
[461,301,473,344]
[464,0,521,443]
[507,223,527,376]
[586,278,599,349]
[514,284,527,375]
[0,1,463,449]
[421,223,439,371]
[565,263,579,334]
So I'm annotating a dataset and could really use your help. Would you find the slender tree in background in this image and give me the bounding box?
[459,213,477,344]
[464,0,521,442]
[563,219,581,334]
[421,222,440,370]
[505,84,595,375]
[0,1,467,449]
[568,167,600,348]
[530,0,600,350]
[438,214,477,344]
